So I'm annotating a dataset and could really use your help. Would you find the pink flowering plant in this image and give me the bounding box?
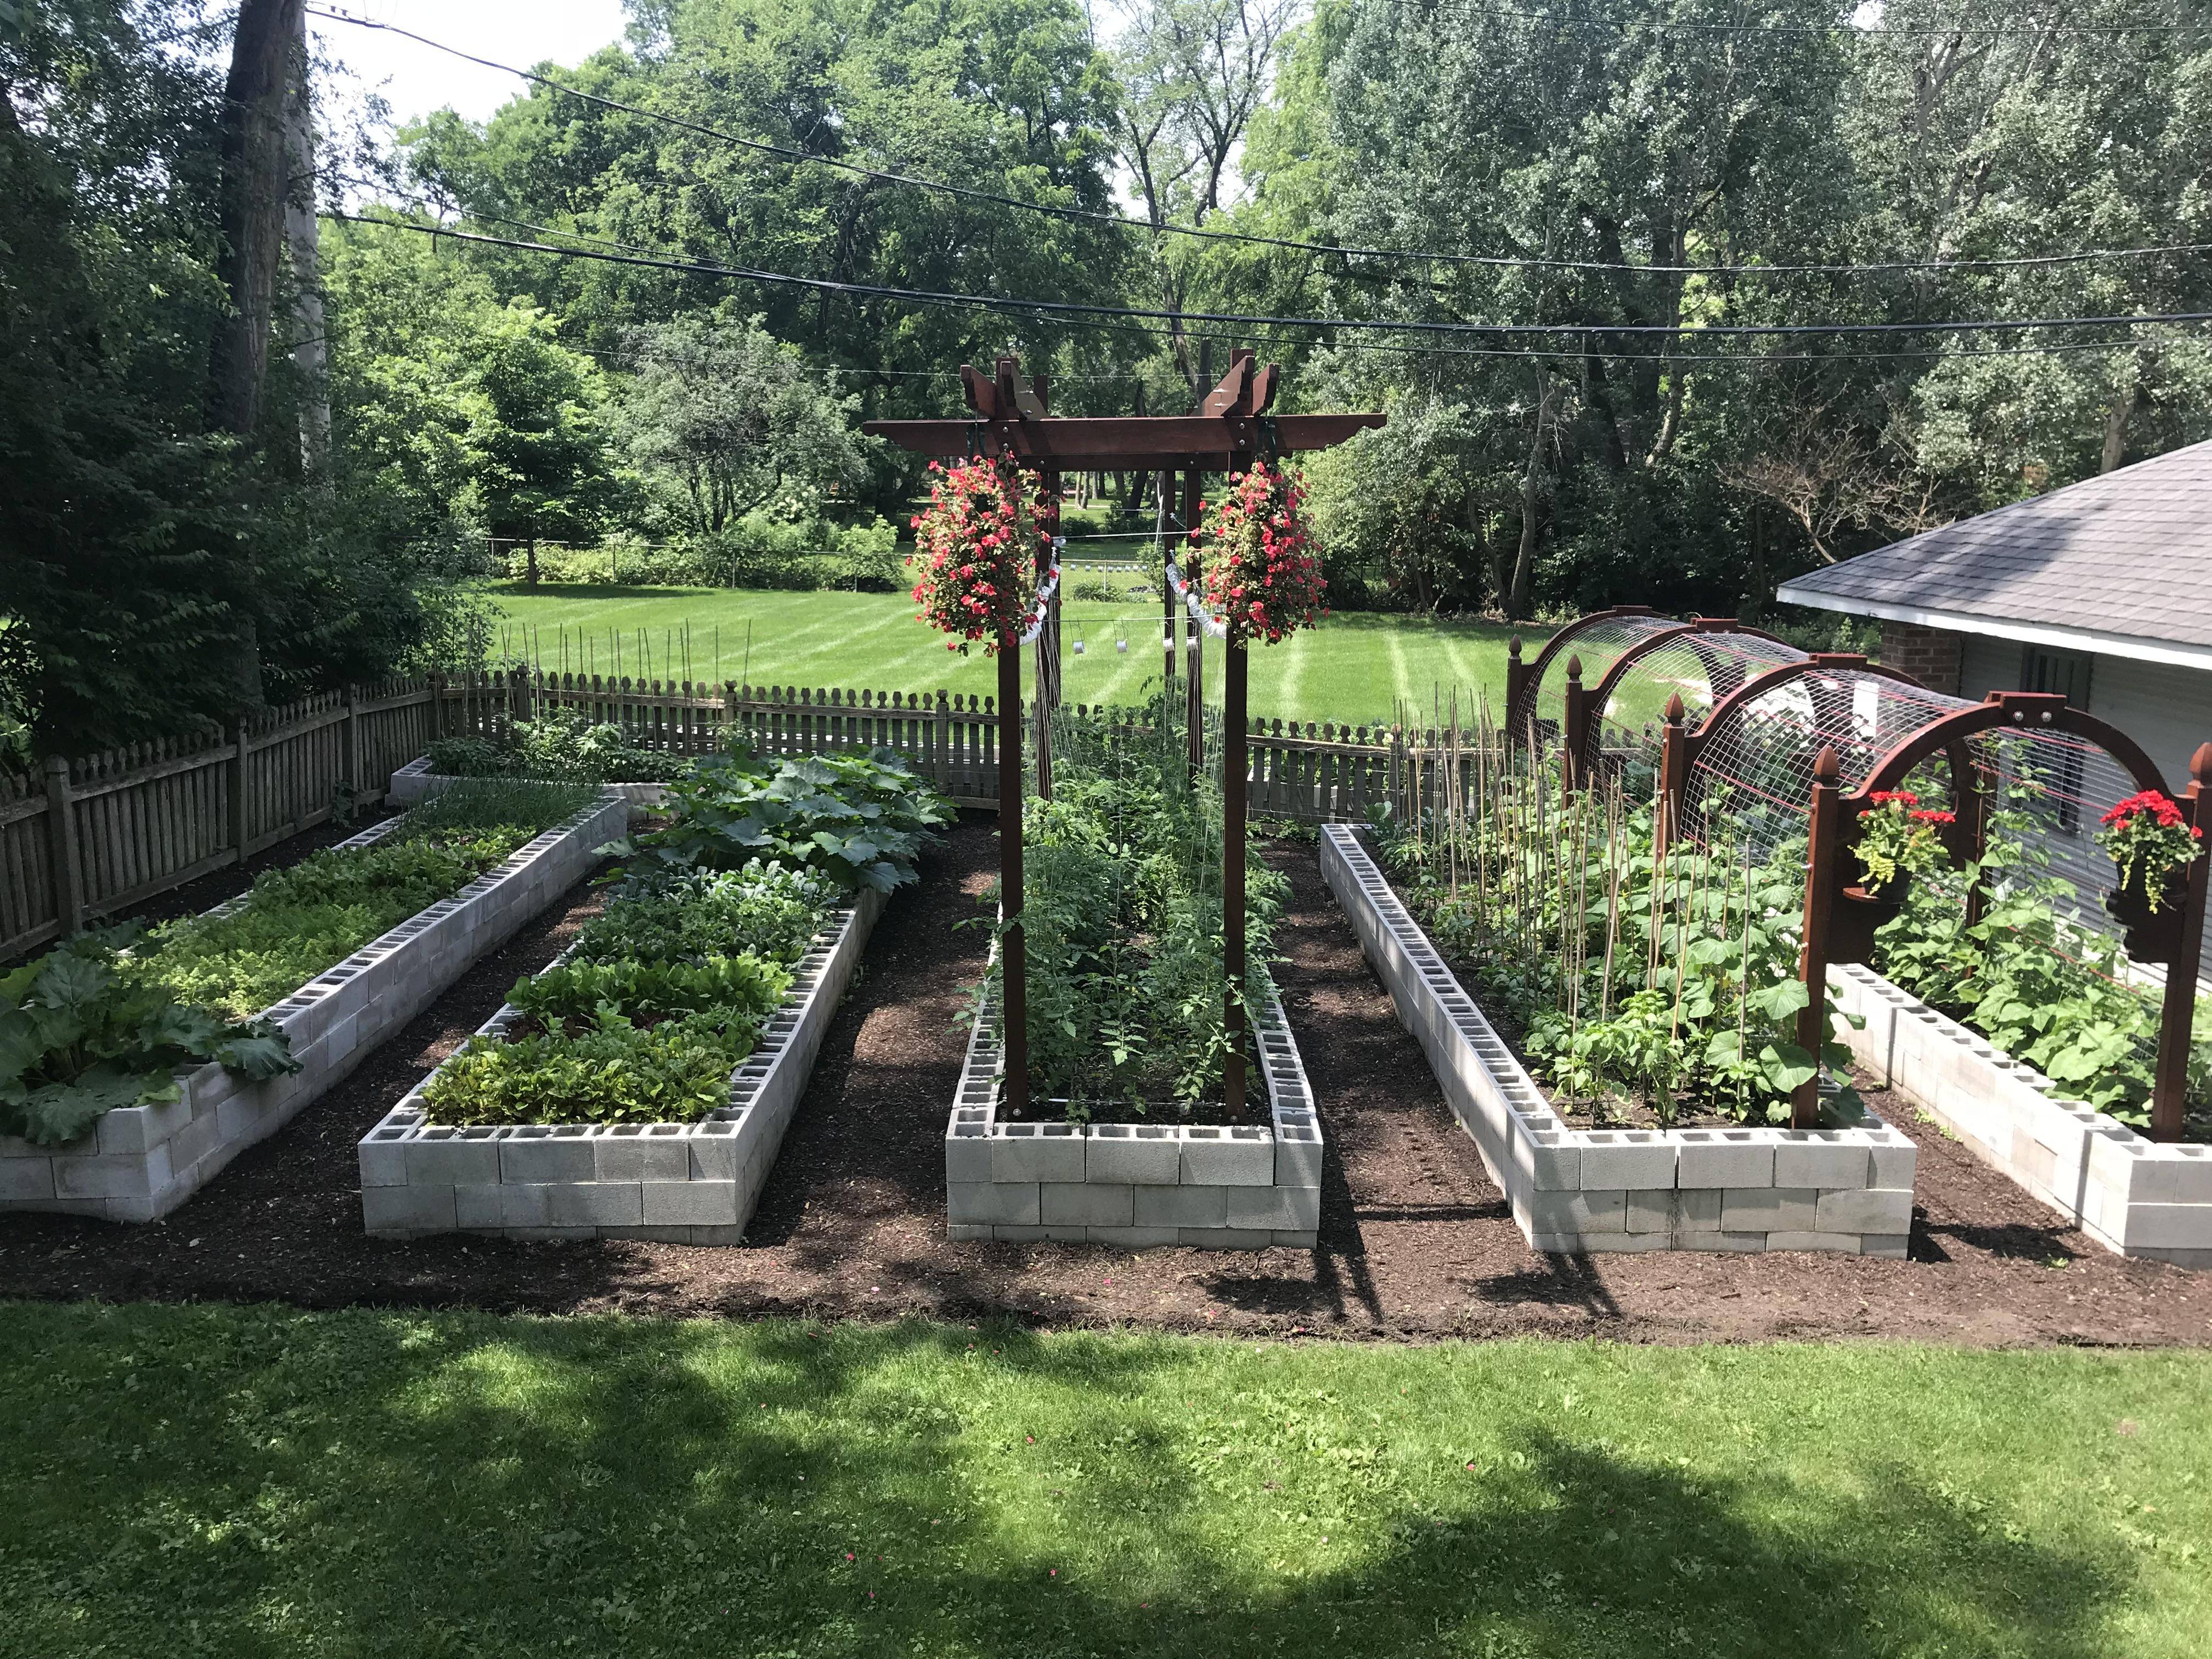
[2097,789,2203,911]
[1852,790,1954,894]
[1193,459,1326,646]
[907,455,1044,656]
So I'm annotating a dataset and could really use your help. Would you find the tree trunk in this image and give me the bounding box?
[1509,374,1550,622]
[210,0,304,441]
[526,538,539,589]
[2102,374,2148,473]
[284,1,328,477]
[1740,502,1769,623]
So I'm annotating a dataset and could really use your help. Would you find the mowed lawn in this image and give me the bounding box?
[481,582,1543,730]
[3,1305,2209,1659]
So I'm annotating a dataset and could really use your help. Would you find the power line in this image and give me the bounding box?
[1408,2,2209,38]
[308,4,2212,280]
[334,209,2212,366]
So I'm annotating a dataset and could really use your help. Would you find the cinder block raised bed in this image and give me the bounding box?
[943,973,1323,1250]
[0,794,629,1224]
[1321,825,1917,1257]
[389,754,670,810]
[1831,962,2212,1268]
[357,885,885,1242]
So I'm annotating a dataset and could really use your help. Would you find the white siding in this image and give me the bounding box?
[1957,635,2212,791]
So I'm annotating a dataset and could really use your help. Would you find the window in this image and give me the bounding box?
[2019,646,2095,831]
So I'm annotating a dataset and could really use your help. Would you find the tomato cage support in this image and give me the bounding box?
[865,352,1383,1117]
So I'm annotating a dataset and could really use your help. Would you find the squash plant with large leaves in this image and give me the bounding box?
[604,746,950,894]
[0,933,295,1148]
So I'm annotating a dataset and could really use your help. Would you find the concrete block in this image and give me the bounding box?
[1089,1225,1182,1248]
[1671,1188,1725,1231]
[593,1133,690,1182]
[689,1133,741,1182]
[1521,1188,1628,1234]
[405,1136,501,1186]
[1270,1230,1318,1249]
[544,1181,643,1227]
[2116,1202,2212,1252]
[1860,1233,1910,1259]
[1182,1227,1272,1249]
[454,1183,505,1229]
[0,1159,57,1202]
[500,1135,597,1184]
[992,1224,1050,1242]
[1689,1231,1768,1253]
[1675,1134,1775,1188]
[948,1181,1041,1226]
[1084,1126,1182,1186]
[943,1129,995,1184]
[1868,1135,1917,1190]
[1720,1186,1819,1232]
[1581,1229,1679,1253]
[1774,1136,1874,1190]
[54,1149,163,1200]
[1813,1187,1915,1235]
[1763,1231,1867,1255]
[362,1183,456,1233]
[1041,1181,1134,1227]
[165,1109,223,1178]
[1577,1136,1677,1192]
[1273,1128,1324,1189]
[1180,1126,1275,1186]
[1509,1133,1580,1192]
[358,1136,410,1188]
[1135,1183,1228,1228]
[992,1125,1086,1183]
[105,1193,166,1224]
[946,1222,992,1242]
[643,1181,740,1226]
[1226,1184,1321,1232]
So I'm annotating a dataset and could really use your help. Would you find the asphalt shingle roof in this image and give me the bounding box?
[1779,438,2212,648]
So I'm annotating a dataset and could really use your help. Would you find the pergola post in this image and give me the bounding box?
[1160,469,1178,693]
[1183,468,1205,779]
[997,632,1028,1116]
[2151,742,2212,1139]
[1224,639,1249,1116]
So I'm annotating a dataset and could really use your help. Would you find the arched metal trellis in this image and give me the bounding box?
[1517,610,2212,1138]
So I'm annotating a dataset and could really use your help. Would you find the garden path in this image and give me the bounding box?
[0,817,2204,1345]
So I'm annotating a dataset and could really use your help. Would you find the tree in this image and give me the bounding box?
[208,0,304,442]
[467,303,618,585]
[614,315,871,536]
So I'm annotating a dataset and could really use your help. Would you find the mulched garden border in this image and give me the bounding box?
[1,814,2205,1346]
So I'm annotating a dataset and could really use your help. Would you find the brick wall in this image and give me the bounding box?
[1878,619,1963,695]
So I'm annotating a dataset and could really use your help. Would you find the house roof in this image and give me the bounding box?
[1775,439,2212,670]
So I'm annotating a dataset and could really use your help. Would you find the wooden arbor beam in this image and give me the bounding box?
[858,411,1384,466]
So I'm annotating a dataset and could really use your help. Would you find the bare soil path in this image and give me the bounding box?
[2,816,2204,1346]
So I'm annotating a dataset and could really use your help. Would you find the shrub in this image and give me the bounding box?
[426,712,680,785]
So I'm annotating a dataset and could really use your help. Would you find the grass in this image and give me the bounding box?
[480,582,1544,731]
[3,1302,2207,1658]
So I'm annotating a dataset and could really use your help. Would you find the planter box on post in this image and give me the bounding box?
[357,885,887,1242]
[943,968,1323,1250]
[1830,962,2212,1268]
[0,794,629,1224]
[1322,825,1916,1256]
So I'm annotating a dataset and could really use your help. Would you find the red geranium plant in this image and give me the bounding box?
[1192,458,1326,645]
[908,454,1046,655]
[2097,789,2204,911]
[1852,790,1954,894]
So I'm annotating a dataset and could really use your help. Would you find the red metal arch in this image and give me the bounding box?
[1504,606,1663,744]
[1572,618,1798,781]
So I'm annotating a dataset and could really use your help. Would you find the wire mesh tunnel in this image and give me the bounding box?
[1588,628,1809,794]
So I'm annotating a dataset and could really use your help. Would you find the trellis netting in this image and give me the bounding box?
[1510,612,1684,747]
[1589,629,1808,792]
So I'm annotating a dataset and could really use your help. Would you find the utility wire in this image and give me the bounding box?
[308,4,2212,280]
[337,210,2212,365]
[1407,1,2211,38]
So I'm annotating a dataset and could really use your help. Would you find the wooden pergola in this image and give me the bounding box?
[864,352,1383,1115]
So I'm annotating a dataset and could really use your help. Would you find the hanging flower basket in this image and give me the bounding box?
[2097,789,2202,919]
[908,455,1046,656]
[1193,459,1326,646]
[1847,792,1953,906]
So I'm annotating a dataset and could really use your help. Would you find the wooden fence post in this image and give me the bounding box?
[341,686,360,797]
[1504,634,1526,747]
[934,689,952,792]
[228,721,250,864]
[1793,744,1843,1129]
[42,755,82,939]
[2151,742,2212,1140]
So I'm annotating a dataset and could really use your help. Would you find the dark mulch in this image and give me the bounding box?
[2,814,2206,1346]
